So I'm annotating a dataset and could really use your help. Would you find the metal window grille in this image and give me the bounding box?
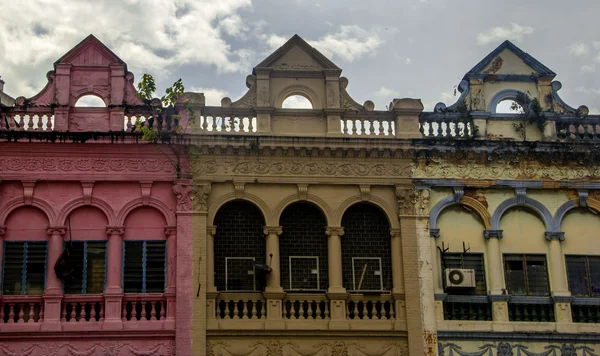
[566,255,600,297]
[351,257,383,291]
[225,257,255,291]
[441,253,486,295]
[288,256,320,291]
[504,254,549,296]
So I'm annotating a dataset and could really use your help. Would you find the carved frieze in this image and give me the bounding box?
[208,340,408,356]
[439,342,592,356]
[0,158,175,174]
[193,183,212,212]
[0,341,175,356]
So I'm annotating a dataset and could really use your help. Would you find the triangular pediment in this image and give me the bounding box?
[54,34,126,67]
[465,40,555,79]
[254,34,341,73]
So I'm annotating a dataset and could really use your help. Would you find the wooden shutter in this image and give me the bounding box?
[124,242,144,293]
[145,241,166,293]
[3,242,25,295]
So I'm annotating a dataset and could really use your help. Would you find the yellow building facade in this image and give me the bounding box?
[180,36,600,355]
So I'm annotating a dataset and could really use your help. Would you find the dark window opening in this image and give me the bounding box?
[441,253,486,295]
[2,242,47,295]
[566,255,600,297]
[504,254,549,296]
[123,241,166,293]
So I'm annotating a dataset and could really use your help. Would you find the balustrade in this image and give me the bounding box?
[572,300,600,323]
[215,293,266,320]
[283,294,329,320]
[61,295,104,323]
[346,294,394,320]
[443,296,492,321]
[556,119,600,140]
[1,112,54,131]
[121,294,167,322]
[341,116,395,137]
[508,298,555,322]
[419,115,474,138]
[0,296,43,323]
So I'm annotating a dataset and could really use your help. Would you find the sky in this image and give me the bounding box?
[0,0,599,113]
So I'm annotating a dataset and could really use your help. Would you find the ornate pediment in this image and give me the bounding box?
[54,34,126,67]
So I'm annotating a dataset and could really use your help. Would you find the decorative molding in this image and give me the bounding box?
[194,159,413,178]
[396,186,430,217]
[81,181,94,205]
[139,181,153,205]
[326,226,345,237]
[389,228,402,237]
[578,189,589,208]
[430,228,440,238]
[106,226,125,236]
[47,226,66,236]
[207,225,217,236]
[359,184,371,201]
[21,180,36,205]
[193,183,211,212]
[552,295,573,303]
[438,342,587,356]
[490,195,554,231]
[164,226,177,237]
[263,226,283,236]
[0,225,5,237]
[232,181,246,199]
[484,229,503,239]
[545,231,565,241]
[297,184,308,200]
[208,340,408,356]
[172,184,193,211]
[0,157,175,174]
[452,187,464,203]
[515,187,527,204]
[0,341,175,356]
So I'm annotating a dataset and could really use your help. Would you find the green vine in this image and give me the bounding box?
[511,91,547,133]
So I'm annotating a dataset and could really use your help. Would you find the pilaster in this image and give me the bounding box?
[42,226,66,332]
[103,226,124,330]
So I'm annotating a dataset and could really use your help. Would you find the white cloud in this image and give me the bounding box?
[574,87,600,95]
[0,0,253,97]
[582,64,596,73]
[477,23,533,46]
[190,87,229,106]
[593,41,600,50]
[569,43,589,57]
[282,95,313,109]
[307,25,382,62]
[375,87,402,97]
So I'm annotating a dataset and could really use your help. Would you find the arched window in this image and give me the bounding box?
[495,99,522,114]
[282,95,313,109]
[341,203,392,292]
[74,95,106,107]
[279,202,327,291]
[213,200,266,291]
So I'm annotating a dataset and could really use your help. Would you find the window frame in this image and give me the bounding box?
[122,240,167,294]
[565,254,600,297]
[224,256,256,291]
[503,254,550,296]
[351,257,383,292]
[288,256,320,291]
[62,241,107,294]
[440,252,487,295]
[2,241,48,295]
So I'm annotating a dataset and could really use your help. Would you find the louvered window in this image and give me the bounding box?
[2,242,47,295]
[123,241,166,293]
[566,255,600,297]
[63,241,106,294]
[441,253,486,295]
[504,254,549,296]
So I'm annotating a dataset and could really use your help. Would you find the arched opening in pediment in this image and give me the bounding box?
[282,95,313,109]
[74,94,106,107]
[495,99,522,114]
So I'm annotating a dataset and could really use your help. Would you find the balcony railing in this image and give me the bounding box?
[346,294,394,320]
[62,294,104,323]
[283,293,329,320]
[0,296,44,324]
[443,295,492,321]
[419,115,474,139]
[215,293,266,320]
[508,297,555,322]
[571,298,600,323]
[122,294,167,322]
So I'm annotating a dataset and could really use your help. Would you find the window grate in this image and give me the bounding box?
[504,254,549,296]
[441,253,486,295]
[123,241,166,293]
[225,257,255,291]
[566,255,600,297]
[288,256,320,291]
[351,257,383,292]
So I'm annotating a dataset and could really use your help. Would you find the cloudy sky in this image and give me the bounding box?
[0,0,599,113]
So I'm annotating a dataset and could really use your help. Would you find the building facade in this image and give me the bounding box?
[0,35,599,356]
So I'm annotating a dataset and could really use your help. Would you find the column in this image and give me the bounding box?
[42,226,66,331]
[390,228,407,329]
[103,226,124,330]
[429,229,445,321]
[396,186,437,356]
[546,232,572,323]
[165,227,177,329]
[263,226,283,292]
[484,230,509,322]
[326,227,348,329]
[206,226,218,329]
[0,226,4,297]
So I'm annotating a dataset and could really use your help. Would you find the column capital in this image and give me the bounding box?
[545,231,565,241]
[484,229,503,239]
[0,225,5,237]
[207,225,217,236]
[395,185,430,217]
[389,228,402,237]
[326,226,344,237]
[46,226,66,236]
[263,226,282,236]
[429,228,440,238]
[165,226,177,237]
[106,226,125,236]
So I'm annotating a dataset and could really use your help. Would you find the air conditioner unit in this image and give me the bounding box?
[445,268,476,288]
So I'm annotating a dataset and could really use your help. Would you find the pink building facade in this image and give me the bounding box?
[0,36,192,355]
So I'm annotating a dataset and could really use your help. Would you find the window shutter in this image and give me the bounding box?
[525,255,549,296]
[588,256,600,296]
[3,242,25,295]
[145,241,166,293]
[124,242,144,293]
[63,242,85,294]
[25,242,47,295]
[504,255,526,295]
[566,256,588,296]
[86,242,106,294]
